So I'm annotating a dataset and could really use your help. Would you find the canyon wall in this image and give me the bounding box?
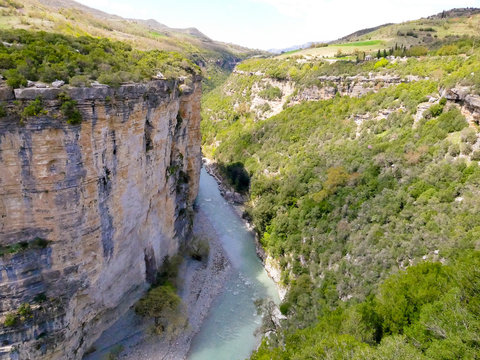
[232,70,420,120]
[0,77,202,359]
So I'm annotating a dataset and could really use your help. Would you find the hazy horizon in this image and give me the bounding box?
[74,0,480,49]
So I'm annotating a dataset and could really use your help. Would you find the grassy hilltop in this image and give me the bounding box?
[279,8,480,59]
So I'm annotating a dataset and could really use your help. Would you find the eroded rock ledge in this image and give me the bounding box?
[0,77,202,359]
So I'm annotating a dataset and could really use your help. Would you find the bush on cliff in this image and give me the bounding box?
[58,93,82,125]
[258,85,283,100]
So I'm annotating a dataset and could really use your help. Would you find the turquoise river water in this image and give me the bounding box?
[187,169,280,360]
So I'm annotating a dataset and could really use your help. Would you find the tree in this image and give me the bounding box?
[135,284,187,336]
[375,262,451,335]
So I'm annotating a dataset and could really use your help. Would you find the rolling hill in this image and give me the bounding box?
[279,7,480,59]
[0,0,264,90]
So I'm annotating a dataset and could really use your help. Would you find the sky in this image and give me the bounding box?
[75,0,480,50]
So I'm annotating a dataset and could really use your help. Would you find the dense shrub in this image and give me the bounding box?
[202,44,480,360]
[252,254,480,359]
[0,29,199,88]
[374,58,389,69]
[22,97,47,119]
[258,85,283,100]
[135,284,186,336]
[437,108,467,132]
[58,93,82,125]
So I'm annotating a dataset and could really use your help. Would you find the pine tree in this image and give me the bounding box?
[377,49,381,58]
[383,49,388,58]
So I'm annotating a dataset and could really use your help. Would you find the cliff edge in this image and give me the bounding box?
[0,76,202,359]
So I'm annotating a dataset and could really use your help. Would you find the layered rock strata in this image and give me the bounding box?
[0,77,202,359]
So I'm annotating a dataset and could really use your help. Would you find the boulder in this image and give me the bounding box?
[465,94,480,111]
[0,86,14,101]
[51,80,65,88]
[14,87,61,100]
[444,87,470,101]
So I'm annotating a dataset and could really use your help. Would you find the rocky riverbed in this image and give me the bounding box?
[84,208,232,360]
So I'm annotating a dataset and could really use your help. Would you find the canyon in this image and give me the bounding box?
[0,76,202,359]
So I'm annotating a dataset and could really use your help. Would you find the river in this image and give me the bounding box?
[187,168,280,359]
[84,168,279,359]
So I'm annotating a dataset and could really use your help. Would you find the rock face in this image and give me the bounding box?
[442,86,480,123]
[290,74,420,103]
[0,77,202,359]
[232,71,420,120]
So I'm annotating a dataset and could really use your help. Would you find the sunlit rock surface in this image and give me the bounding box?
[0,77,202,359]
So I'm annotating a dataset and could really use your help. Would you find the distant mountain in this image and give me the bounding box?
[268,42,315,54]
[1,0,265,78]
[279,7,480,59]
[334,23,393,44]
[427,7,480,19]
[331,7,480,46]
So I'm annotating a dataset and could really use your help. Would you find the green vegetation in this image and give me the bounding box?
[339,40,383,47]
[0,237,49,257]
[258,85,283,100]
[105,344,124,360]
[207,78,479,298]
[2,303,33,327]
[134,256,187,337]
[234,44,480,92]
[373,58,389,69]
[3,313,17,327]
[188,235,210,262]
[332,8,480,53]
[103,345,124,360]
[202,41,480,358]
[22,97,47,117]
[58,93,82,125]
[0,29,200,88]
[135,284,186,336]
[219,162,250,193]
[252,253,480,359]
[0,0,264,95]
[0,102,6,117]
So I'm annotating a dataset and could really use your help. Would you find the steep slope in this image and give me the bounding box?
[0,32,202,359]
[281,8,480,59]
[201,16,480,359]
[0,0,263,91]
[338,8,480,43]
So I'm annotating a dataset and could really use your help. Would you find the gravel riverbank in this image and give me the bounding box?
[85,208,231,360]
[123,209,232,360]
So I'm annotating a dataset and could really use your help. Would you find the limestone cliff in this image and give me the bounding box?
[231,69,420,120]
[0,77,202,359]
